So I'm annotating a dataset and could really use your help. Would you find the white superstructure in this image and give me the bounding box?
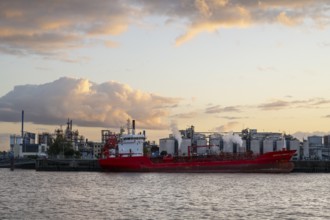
[118,134,145,157]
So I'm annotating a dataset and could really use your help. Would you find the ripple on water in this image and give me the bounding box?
[0,170,330,219]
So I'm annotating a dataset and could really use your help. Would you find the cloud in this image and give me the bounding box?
[0,0,329,56]
[257,66,277,72]
[0,0,133,57]
[205,105,241,114]
[0,77,180,130]
[319,42,330,47]
[312,98,330,106]
[214,121,240,132]
[139,0,330,45]
[104,40,120,48]
[258,98,330,110]
[292,131,330,141]
[219,116,248,120]
[258,100,290,110]
[171,111,199,119]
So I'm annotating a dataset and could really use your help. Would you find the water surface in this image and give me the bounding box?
[0,169,329,219]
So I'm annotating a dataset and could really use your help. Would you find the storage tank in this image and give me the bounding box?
[209,135,221,154]
[263,139,274,153]
[237,140,247,153]
[159,138,175,155]
[209,136,221,146]
[308,136,322,146]
[250,139,261,154]
[241,140,247,149]
[289,140,300,159]
[223,141,233,153]
[180,138,191,156]
[210,145,220,155]
[276,139,286,151]
[196,138,207,155]
[303,141,309,159]
[210,134,223,155]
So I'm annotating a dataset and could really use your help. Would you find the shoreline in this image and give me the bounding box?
[2,159,330,173]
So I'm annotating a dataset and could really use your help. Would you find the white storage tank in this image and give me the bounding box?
[210,137,221,146]
[263,139,274,153]
[303,141,309,159]
[210,145,220,155]
[250,139,261,154]
[241,140,247,150]
[180,138,191,156]
[223,141,233,153]
[196,138,207,155]
[238,145,246,153]
[289,140,300,159]
[159,138,175,155]
[210,135,223,152]
[276,139,286,151]
[308,136,322,146]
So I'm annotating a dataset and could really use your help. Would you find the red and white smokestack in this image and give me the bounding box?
[132,120,135,135]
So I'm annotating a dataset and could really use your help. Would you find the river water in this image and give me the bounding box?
[0,169,329,220]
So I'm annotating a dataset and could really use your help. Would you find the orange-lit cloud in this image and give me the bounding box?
[141,0,328,45]
[104,40,120,48]
[0,0,329,56]
[0,0,132,56]
[0,77,180,130]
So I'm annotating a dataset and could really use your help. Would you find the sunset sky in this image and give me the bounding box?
[1,0,330,151]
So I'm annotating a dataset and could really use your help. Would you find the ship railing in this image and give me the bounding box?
[149,152,260,162]
[102,152,143,158]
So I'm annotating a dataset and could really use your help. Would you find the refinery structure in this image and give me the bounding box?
[5,112,330,161]
[160,126,300,160]
[160,126,330,161]
[10,116,89,159]
[9,111,90,159]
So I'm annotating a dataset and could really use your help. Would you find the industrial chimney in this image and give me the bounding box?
[21,110,24,139]
[132,120,135,135]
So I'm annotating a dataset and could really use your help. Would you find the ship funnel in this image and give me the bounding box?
[132,120,135,135]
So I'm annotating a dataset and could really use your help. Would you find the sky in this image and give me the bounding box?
[1,0,330,151]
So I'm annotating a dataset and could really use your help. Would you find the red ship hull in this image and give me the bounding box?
[99,150,296,173]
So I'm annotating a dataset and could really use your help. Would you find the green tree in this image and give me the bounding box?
[74,150,81,159]
[48,136,74,158]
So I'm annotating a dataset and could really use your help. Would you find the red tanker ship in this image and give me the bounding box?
[98,121,296,173]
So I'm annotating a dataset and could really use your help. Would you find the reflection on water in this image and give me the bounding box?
[0,169,329,219]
